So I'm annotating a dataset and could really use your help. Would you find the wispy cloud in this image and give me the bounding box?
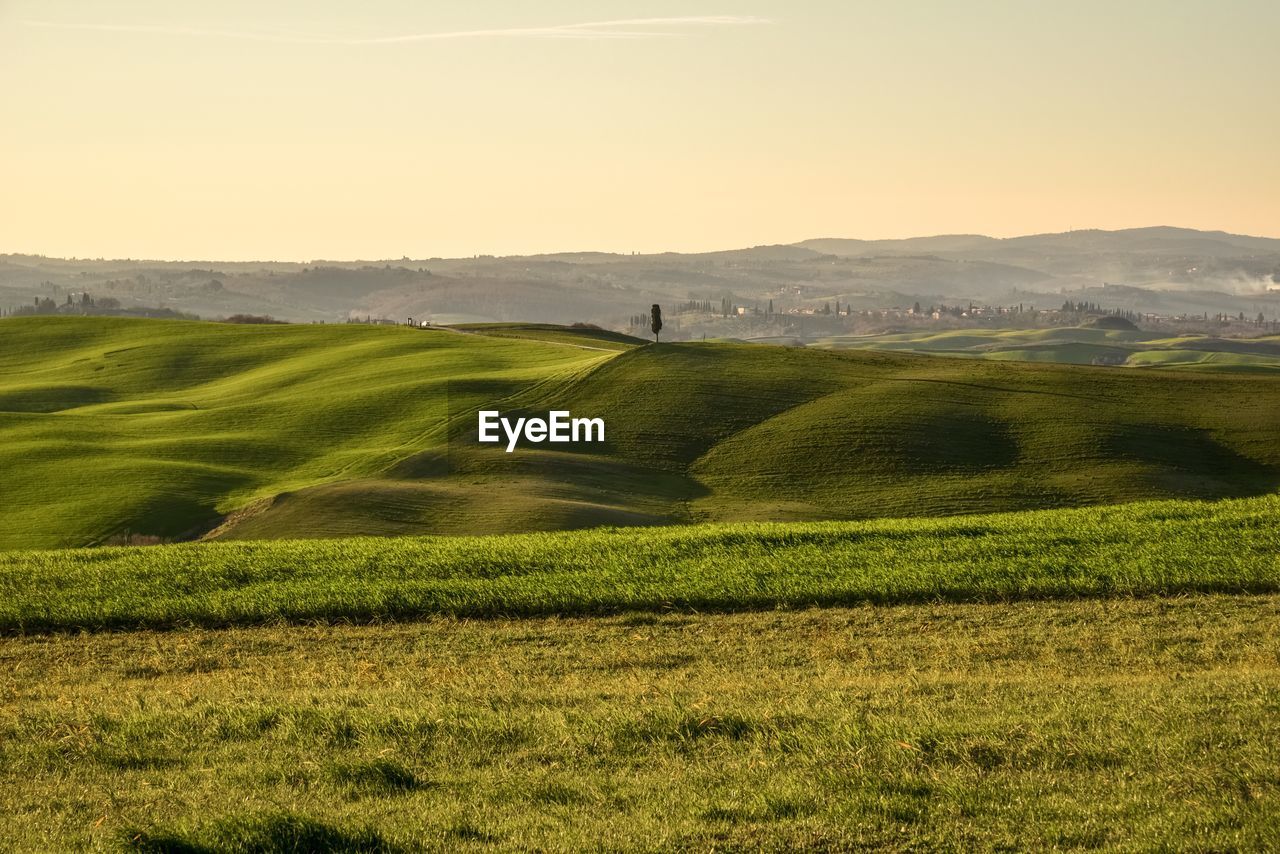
[22,15,771,45]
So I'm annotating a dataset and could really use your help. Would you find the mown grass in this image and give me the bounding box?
[1,494,1276,632]
[3,596,1278,850]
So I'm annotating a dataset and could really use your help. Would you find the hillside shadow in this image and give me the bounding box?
[1101,426,1280,499]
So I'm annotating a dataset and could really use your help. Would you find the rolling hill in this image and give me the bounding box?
[0,318,621,549]
[1,316,1278,550]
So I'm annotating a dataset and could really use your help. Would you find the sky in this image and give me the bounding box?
[2,0,1278,260]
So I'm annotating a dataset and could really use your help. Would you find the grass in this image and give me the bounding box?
[2,595,1278,850]
[0,494,1276,632]
[2,317,1279,549]
[124,813,399,853]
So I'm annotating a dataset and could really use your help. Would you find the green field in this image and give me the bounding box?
[809,327,1280,371]
[0,494,1276,632]
[1,496,1278,849]
[2,317,1279,550]
[4,595,1278,851]
[4,317,1280,849]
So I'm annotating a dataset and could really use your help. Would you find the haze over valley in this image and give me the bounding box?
[5,226,1279,339]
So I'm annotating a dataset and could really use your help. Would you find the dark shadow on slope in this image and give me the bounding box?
[1100,426,1280,498]
[0,385,115,412]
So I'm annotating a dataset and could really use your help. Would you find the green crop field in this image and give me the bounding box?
[2,317,1279,549]
[0,494,1276,632]
[809,326,1280,371]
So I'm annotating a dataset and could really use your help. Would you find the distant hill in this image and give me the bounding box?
[4,227,1277,330]
[1002,226,1280,255]
[1,317,1277,550]
[797,227,1280,258]
[795,235,1000,255]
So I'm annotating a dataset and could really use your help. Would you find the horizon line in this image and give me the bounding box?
[21,16,771,45]
[2,225,1278,266]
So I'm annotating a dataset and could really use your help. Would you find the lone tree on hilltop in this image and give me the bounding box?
[650,304,663,343]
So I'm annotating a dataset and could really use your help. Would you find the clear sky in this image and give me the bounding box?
[2,0,1277,260]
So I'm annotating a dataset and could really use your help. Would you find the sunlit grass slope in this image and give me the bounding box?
[1,494,1276,632]
[0,317,610,549]
[454,322,647,351]
[2,317,1279,548]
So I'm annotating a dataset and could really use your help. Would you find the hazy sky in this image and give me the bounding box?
[2,1,1277,260]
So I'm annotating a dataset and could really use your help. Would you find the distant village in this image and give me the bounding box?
[4,285,1277,341]
[628,295,1279,341]
[0,291,197,321]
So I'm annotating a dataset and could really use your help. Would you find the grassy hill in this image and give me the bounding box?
[0,318,613,549]
[2,316,1279,549]
[450,322,648,351]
